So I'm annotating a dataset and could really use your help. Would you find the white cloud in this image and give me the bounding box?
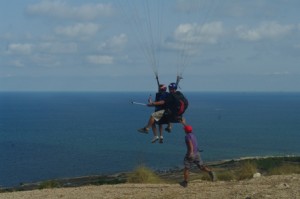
[86,55,113,65]
[38,42,78,53]
[174,21,224,44]
[10,60,24,68]
[31,54,61,67]
[55,23,99,37]
[236,21,295,41]
[274,71,290,75]
[26,1,114,20]
[7,43,33,55]
[98,34,128,52]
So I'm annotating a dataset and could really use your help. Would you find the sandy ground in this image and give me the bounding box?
[1,174,299,199]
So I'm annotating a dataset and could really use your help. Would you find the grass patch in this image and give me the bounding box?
[269,164,300,175]
[38,180,60,189]
[92,176,126,185]
[236,161,257,180]
[216,170,235,181]
[127,165,164,184]
[207,156,300,181]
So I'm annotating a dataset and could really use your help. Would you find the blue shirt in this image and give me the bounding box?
[155,91,169,111]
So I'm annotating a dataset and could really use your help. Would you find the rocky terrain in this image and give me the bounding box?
[1,174,299,199]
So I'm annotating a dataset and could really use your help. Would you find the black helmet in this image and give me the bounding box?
[168,83,177,90]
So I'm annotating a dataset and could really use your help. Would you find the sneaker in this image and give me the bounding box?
[209,171,216,182]
[138,127,149,134]
[179,180,188,188]
[165,127,172,133]
[159,136,163,143]
[151,136,159,143]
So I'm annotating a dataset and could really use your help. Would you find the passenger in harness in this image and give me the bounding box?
[148,84,171,143]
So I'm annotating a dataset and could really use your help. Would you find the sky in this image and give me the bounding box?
[1,0,300,92]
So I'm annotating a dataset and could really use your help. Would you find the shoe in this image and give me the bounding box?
[138,127,149,134]
[159,136,163,143]
[151,136,159,143]
[209,171,216,182]
[179,180,188,188]
[165,127,172,133]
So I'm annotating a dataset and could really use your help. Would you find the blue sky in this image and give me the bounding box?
[1,0,300,92]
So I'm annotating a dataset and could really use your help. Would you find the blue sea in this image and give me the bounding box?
[1,92,300,187]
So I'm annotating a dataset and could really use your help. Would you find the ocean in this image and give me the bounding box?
[1,92,300,187]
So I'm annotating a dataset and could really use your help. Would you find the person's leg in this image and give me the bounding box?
[138,110,164,134]
[195,152,216,181]
[138,115,155,133]
[198,165,216,181]
[180,156,191,187]
[165,123,172,133]
[159,124,163,137]
[183,167,189,182]
[179,167,189,187]
[180,117,187,126]
[151,123,159,143]
[159,124,163,143]
[199,165,211,172]
[146,116,155,129]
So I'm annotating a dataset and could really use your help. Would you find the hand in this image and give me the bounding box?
[147,102,154,107]
[185,153,194,161]
[147,103,152,107]
[188,153,194,160]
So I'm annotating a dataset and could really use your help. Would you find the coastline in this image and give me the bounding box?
[1,155,299,192]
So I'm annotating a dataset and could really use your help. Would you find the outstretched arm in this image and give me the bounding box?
[147,100,165,107]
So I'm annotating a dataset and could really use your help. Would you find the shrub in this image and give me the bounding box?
[216,170,235,181]
[127,165,163,184]
[93,177,126,185]
[236,161,257,180]
[38,180,60,189]
[269,164,300,175]
[255,158,282,172]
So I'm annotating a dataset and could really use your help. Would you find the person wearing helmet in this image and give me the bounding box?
[159,82,188,125]
[138,82,187,140]
[180,125,216,188]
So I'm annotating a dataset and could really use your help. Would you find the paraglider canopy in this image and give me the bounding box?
[117,0,218,89]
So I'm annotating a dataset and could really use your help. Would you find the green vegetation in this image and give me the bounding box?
[38,180,60,189]
[1,156,299,193]
[215,170,235,181]
[212,156,300,181]
[92,176,126,185]
[269,164,300,175]
[127,165,164,184]
[236,161,257,180]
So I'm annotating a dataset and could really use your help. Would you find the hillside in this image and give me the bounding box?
[0,174,299,199]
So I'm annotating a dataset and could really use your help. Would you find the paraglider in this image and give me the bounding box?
[117,0,217,140]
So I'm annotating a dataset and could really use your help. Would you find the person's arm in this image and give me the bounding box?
[147,100,165,107]
[187,140,194,158]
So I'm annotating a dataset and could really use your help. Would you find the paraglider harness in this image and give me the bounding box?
[154,75,188,124]
[159,90,188,124]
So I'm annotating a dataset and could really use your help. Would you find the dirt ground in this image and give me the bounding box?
[1,174,299,199]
